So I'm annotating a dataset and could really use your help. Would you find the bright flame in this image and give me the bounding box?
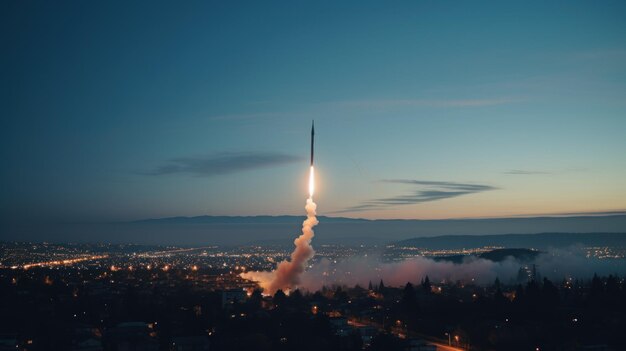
[308,166,315,197]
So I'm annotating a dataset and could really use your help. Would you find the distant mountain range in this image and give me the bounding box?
[396,232,626,250]
[124,214,626,245]
[3,214,626,245]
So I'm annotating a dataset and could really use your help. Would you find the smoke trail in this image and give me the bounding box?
[241,167,319,294]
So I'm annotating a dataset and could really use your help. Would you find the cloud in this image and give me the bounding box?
[148,152,302,177]
[338,179,497,213]
[504,169,549,175]
[381,179,495,191]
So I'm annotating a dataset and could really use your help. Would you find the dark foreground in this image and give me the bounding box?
[1,266,625,351]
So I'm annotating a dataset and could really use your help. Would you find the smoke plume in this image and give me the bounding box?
[297,247,626,291]
[241,197,319,294]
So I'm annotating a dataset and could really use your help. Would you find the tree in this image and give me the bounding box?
[248,289,263,310]
[291,288,303,300]
[334,286,349,303]
[514,284,524,303]
[401,282,419,325]
[378,279,386,293]
[541,277,560,310]
[273,289,287,307]
[494,278,501,291]
[590,273,603,296]
[422,276,431,292]
[401,282,417,308]
[606,275,619,295]
[290,289,305,309]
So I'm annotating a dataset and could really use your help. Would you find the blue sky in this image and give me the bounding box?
[2,0,626,222]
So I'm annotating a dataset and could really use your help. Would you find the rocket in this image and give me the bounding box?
[310,120,315,166]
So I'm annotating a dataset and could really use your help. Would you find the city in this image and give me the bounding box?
[3,1,626,350]
[1,241,625,350]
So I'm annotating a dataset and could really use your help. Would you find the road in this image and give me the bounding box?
[430,341,465,351]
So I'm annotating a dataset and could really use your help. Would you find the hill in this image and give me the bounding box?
[396,232,626,250]
[3,215,626,245]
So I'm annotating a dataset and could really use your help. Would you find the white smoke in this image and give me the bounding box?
[297,247,626,291]
[241,197,318,294]
[299,256,518,290]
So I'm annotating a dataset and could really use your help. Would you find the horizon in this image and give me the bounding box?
[134,210,626,222]
[4,212,626,246]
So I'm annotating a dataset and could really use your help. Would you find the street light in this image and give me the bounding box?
[445,333,451,346]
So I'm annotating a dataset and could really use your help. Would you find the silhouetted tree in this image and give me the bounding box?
[334,286,349,303]
[422,276,431,292]
[606,275,619,295]
[248,289,262,310]
[514,284,524,303]
[312,290,324,302]
[494,277,501,291]
[400,282,419,326]
[378,279,386,293]
[590,273,603,297]
[273,289,287,307]
[541,277,560,314]
[289,289,306,309]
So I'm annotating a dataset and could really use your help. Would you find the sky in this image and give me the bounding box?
[2,0,626,224]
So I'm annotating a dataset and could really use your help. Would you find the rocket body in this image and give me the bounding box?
[310,121,315,166]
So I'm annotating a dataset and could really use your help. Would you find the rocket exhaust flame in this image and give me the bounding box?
[309,166,315,197]
[241,121,319,294]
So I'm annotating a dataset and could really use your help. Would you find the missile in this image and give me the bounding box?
[310,120,315,166]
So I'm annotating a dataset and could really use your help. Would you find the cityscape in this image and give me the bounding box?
[2,241,626,350]
[3,1,626,350]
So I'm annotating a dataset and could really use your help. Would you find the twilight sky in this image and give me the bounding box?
[2,0,626,223]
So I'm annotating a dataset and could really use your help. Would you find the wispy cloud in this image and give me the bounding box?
[337,179,497,213]
[504,169,549,175]
[148,152,302,177]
